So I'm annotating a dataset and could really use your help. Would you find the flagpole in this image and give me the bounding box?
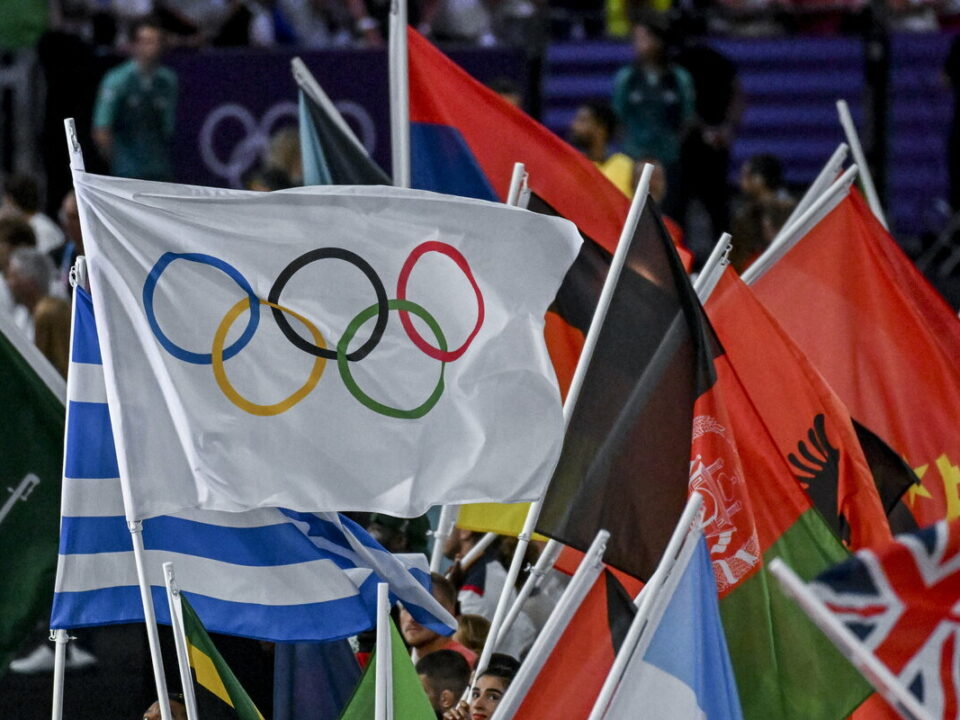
[498,539,562,642]
[491,530,610,720]
[769,559,933,720]
[388,0,410,188]
[777,143,848,239]
[692,233,732,301]
[474,163,655,680]
[506,162,527,206]
[429,504,457,572]
[374,582,393,720]
[741,165,858,285]
[50,629,69,720]
[586,493,703,720]
[291,57,369,155]
[837,100,888,230]
[65,118,175,720]
[163,563,200,720]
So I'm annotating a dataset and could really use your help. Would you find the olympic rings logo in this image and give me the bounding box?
[142,242,485,419]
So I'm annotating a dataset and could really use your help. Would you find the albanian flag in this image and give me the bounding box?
[751,189,960,527]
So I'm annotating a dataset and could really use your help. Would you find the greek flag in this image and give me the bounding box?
[51,287,455,640]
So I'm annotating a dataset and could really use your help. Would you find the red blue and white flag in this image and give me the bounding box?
[810,518,960,719]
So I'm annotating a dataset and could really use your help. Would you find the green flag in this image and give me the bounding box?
[181,595,265,720]
[339,620,435,720]
[0,316,64,675]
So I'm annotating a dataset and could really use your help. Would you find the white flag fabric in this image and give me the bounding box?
[73,171,581,520]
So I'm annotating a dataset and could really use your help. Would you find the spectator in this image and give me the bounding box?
[279,0,355,47]
[266,126,303,186]
[453,613,490,655]
[0,218,37,333]
[443,653,520,720]
[400,573,478,667]
[421,0,496,46]
[676,16,742,249]
[50,191,85,297]
[488,77,524,109]
[5,248,71,377]
[444,530,535,659]
[568,101,636,197]
[93,17,178,181]
[2,175,65,254]
[738,153,790,204]
[612,13,695,217]
[366,513,430,554]
[142,694,188,720]
[416,649,471,718]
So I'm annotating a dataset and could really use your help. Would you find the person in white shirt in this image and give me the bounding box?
[2,174,64,254]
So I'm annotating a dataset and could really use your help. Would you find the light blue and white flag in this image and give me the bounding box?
[51,287,455,641]
[594,529,744,720]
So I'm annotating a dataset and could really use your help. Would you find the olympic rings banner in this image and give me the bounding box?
[73,171,581,521]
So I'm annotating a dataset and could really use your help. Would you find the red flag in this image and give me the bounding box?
[751,189,960,526]
[512,570,635,720]
[707,267,892,550]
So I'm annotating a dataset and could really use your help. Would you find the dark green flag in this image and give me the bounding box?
[0,317,64,674]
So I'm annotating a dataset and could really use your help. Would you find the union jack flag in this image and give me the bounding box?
[809,517,960,719]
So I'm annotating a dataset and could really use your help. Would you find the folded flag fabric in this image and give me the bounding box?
[594,531,744,720]
[51,288,455,641]
[511,570,635,720]
[339,617,435,720]
[298,86,390,186]
[751,188,960,527]
[809,517,960,720]
[181,594,265,720]
[0,311,64,673]
[73,171,580,520]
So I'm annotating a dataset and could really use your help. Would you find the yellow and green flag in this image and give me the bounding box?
[181,595,265,720]
[339,620,434,720]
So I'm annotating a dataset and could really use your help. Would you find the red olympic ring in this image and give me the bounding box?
[396,241,484,363]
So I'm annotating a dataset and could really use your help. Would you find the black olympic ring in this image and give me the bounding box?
[266,247,389,362]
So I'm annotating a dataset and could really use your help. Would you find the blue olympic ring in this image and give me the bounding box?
[142,252,260,364]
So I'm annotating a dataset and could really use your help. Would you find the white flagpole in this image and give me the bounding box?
[778,143,849,238]
[474,164,656,680]
[388,0,410,188]
[837,100,888,230]
[769,559,933,720]
[163,562,200,720]
[431,162,528,574]
[50,629,69,720]
[454,531,497,574]
[741,165,858,286]
[430,504,458,573]
[587,493,704,720]
[491,529,610,720]
[374,582,393,720]
[64,118,174,720]
[692,233,732,302]
[291,57,368,155]
[498,539,562,642]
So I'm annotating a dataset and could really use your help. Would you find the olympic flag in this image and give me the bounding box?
[72,171,581,520]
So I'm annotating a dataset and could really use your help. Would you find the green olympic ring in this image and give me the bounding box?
[337,299,447,419]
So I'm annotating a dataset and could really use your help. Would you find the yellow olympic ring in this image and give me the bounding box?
[212,298,326,417]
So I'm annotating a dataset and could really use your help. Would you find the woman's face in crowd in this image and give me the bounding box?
[469,675,508,720]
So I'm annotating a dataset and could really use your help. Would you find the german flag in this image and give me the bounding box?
[181,595,264,720]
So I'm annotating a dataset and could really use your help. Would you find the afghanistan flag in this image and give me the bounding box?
[751,188,960,527]
[181,594,265,720]
[705,266,892,550]
[510,570,635,720]
[703,319,873,719]
[536,195,705,582]
[0,312,64,674]
[339,618,435,720]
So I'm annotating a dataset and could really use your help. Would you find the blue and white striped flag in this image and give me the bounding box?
[51,287,455,640]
